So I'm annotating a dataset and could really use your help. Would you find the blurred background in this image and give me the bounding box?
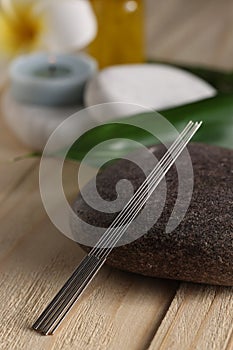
[1,0,232,71]
[86,0,233,69]
[0,0,232,154]
[145,0,233,69]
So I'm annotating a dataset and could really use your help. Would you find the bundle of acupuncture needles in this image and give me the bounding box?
[33,120,202,335]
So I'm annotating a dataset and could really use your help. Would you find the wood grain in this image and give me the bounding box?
[148,284,233,350]
[0,113,178,350]
[0,0,233,349]
[0,132,177,350]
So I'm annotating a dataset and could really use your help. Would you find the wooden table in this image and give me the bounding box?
[0,1,233,349]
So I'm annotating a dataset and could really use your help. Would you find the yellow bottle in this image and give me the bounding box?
[88,0,144,68]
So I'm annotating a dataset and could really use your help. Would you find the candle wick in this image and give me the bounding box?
[49,63,57,76]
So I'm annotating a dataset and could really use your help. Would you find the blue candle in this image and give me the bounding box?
[9,53,98,106]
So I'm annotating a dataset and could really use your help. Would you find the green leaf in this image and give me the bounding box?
[162,93,233,149]
[66,93,233,164]
[68,62,233,164]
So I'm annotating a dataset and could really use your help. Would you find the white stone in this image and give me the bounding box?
[85,64,216,117]
[1,90,82,150]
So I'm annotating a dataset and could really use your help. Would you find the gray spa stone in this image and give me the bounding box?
[73,143,233,286]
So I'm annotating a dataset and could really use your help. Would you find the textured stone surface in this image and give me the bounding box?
[73,143,233,286]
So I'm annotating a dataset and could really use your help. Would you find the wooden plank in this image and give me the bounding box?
[0,106,178,350]
[148,283,233,350]
[0,213,177,350]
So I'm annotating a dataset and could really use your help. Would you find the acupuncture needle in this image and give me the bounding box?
[32,120,202,335]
